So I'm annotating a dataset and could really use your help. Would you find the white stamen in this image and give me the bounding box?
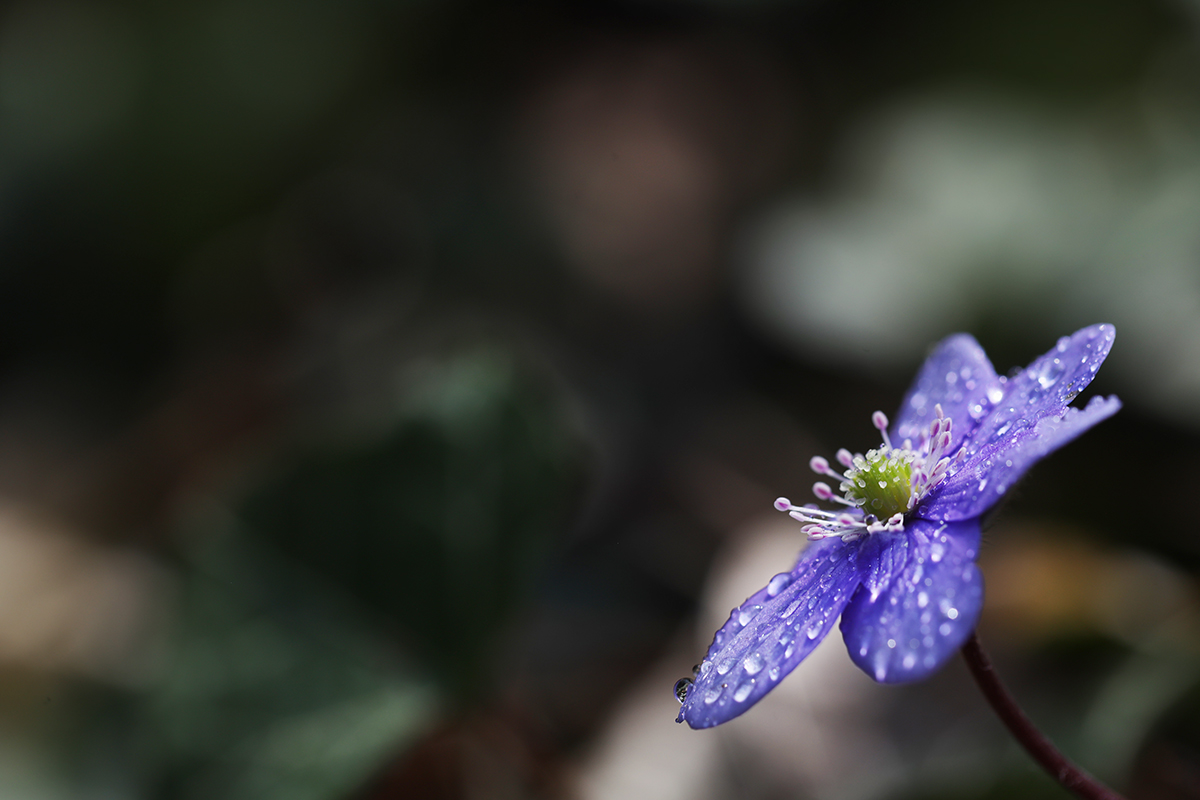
[775,407,966,541]
[872,411,892,450]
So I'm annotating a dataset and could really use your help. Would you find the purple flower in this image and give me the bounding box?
[675,324,1120,727]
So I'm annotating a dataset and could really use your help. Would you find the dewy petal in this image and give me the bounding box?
[678,537,864,728]
[920,394,1121,521]
[840,518,983,684]
[892,334,1001,452]
[938,324,1115,484]
[854,529,910,602]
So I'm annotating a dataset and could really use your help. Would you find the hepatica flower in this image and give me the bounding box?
[676,324,1120,727]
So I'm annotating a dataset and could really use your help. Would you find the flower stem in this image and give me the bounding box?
[960,632,1127,800]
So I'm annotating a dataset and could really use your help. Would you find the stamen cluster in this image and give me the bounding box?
[774,404,964,541]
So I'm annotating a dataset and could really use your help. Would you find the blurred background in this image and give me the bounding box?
[0,0,1198,798]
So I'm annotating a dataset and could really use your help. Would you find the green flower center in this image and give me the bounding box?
[777,406,960,541]
[843,448,914,521]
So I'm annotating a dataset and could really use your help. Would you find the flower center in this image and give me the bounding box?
[773,405,963,541]
[844,447,914,520]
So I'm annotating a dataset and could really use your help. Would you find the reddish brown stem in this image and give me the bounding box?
[960,632,1128,800]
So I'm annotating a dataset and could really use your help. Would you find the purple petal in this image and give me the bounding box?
[855,529,910,602]
[919,394,1121,521]
[678,537,864,728]
[892,334,1001,454]
[921,324,1118,520]
[840,519,983,683]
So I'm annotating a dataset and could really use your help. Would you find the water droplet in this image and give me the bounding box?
[806,621,823,639]
[733,681,754,702]
[699,661,712,676]
[887,638,896,649]
[987,387,1003,403]
[917,592,928,608]
[781,599,801,618]
[768,666,780,681]
[691,663,701,677]
[784,643,795,658]
[716,658,733,675]
[674,677,693,703]
[766,572,792,597]
[738,605,763,626]
[977,478,987,492]
[946,607,959,620]
[743,652,765,675]
[1036,357,1065,388]
[704,688,720,704]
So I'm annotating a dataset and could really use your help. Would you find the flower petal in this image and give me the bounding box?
[892,334,1001,453]
[919,394,1121,521]
[854,529,910,602]
[840,519,983,684]
[678,537,864,728]
[921,324,1117,520]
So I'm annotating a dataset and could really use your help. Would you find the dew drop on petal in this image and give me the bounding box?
[887,639,897,649]
[743,652,765,675]
[768,666,780,681]
[739,605,763,626]
[674,677,693,703]
[733,681,754,702]
[704,688,720,704]
[766,572,792,597]
[947,607,959,619]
